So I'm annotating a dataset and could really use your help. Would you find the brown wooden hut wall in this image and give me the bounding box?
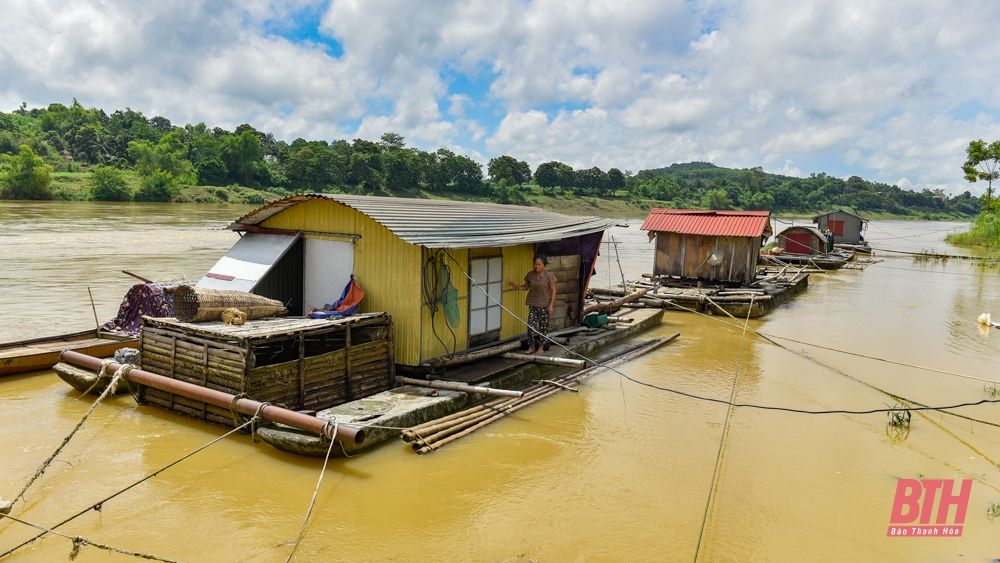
[546,255,581,331]
[653,233,759,285]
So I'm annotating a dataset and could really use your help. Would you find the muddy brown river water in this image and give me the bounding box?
[2,201,1000,562]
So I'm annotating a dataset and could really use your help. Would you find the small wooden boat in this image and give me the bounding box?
[53,361,134,395]
[763,253,850,270]
[0,330,137,376]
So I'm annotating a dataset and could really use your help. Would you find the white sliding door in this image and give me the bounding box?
[303,239,355,312]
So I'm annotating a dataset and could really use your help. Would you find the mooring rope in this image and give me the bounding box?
[0,419,255,559]
[284,420,339,563]
[693,296,754,563]
[869,246,994,261]
[4,363,135,510]
[696,291,1000,388]
[675,295,1000,429]
[0,512,180,562]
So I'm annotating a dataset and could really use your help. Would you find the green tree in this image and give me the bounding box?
[443,154,484,193]
[196,157,229,185]
[703,189,731,210]
[89,165,132,201]
[556,163,575,189]
[134,170,178,202]
[962,139,1000,211]
[534,161,562,192]
[490,178,520,204]
[487,155,531,185]
[222,130,263,186]
[607,168,626,193]
[127,131,196,182]
[379,132,406,152]
[747,191,775,211]
[0,145,53,200]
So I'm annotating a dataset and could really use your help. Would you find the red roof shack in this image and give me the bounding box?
[640,209,772,285]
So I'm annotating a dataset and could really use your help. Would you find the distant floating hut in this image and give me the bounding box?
[639,209,772,286]
[200,194,619,367]
[812,209,868,244]
[776,225,827,255]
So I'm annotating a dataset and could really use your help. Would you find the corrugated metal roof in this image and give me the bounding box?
[811,209,867,222]
[778,225,826,239]
[231,194,619,248]
[640,209,772,237]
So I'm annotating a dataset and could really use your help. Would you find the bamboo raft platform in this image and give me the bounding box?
[402,333,679,453]
[587,265,810,319]
[841,258,883,271]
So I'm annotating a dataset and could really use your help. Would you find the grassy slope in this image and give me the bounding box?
[49,171,280,204]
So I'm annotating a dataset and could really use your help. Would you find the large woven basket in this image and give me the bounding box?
[173,286,287,323]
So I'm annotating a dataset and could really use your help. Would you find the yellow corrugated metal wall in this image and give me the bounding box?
[420,248,469,360]
[257,199,536,365]
[501,244,534,340]
[259,199,424,365]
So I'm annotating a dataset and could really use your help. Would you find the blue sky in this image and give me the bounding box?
[2,0,1000,193]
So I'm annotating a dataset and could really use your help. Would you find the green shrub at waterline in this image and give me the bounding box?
[946,212,1000,247]
[0,145,53,200]
[89,165,133,201]
[135,170,180,202]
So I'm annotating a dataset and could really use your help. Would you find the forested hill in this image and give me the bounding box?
[0,101,981,218]
[632,162,981,217]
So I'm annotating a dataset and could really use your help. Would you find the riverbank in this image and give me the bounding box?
[31,171,975,220]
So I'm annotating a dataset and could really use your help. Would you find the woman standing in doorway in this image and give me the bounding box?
[508,256,557,355]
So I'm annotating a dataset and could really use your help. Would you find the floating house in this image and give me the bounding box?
[198,194,618,367]
[776,225,826,255]
[639,209,772,286]
[812,209,868,244]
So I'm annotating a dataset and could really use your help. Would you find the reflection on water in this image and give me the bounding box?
[4,203,1000,562]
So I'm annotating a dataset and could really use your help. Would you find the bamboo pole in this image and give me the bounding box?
[122,270,153,283]
[396,376,524,398]
[582,288,648,314]
[500,352,586,368]
[426,340,521,369]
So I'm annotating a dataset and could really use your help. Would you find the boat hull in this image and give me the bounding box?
[0,330,137,376]
[54,361,134,395]
[762,253,849,270]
